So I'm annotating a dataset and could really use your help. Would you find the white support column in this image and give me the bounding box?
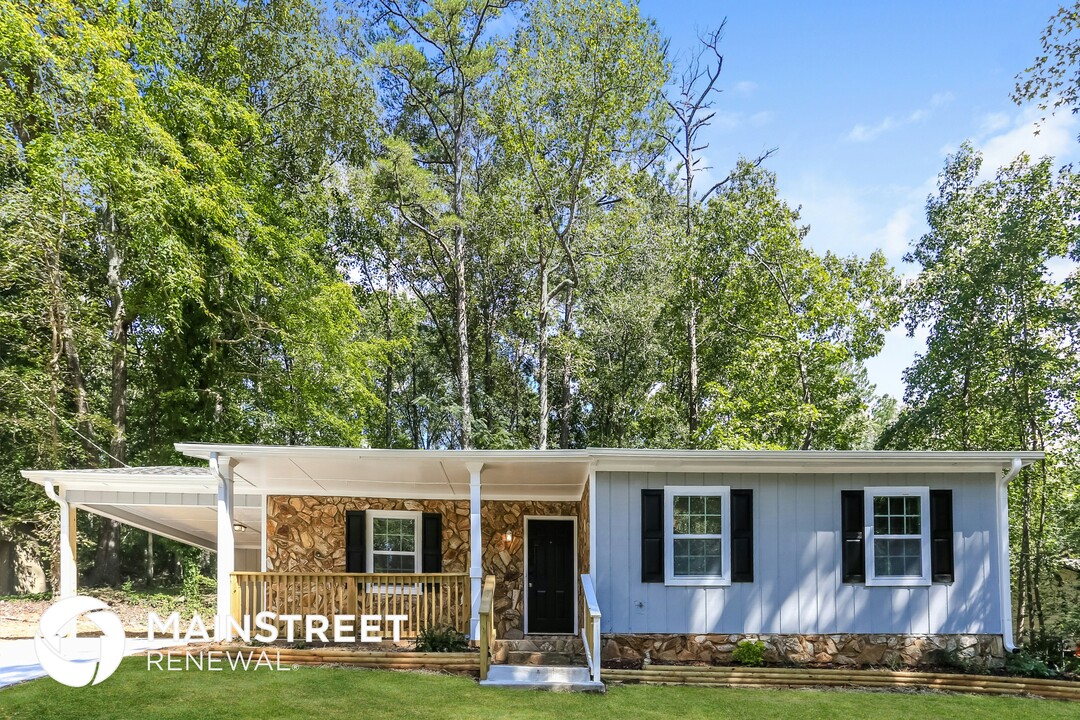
[44,481,77,600]
[466,462,484,641]
[260,494,268,572]
[212,453,235,641]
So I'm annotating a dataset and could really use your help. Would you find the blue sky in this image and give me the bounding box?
[636,0,1080,399]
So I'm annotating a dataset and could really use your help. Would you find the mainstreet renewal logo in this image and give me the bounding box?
[34,596,126,687]
[36,595,412,685]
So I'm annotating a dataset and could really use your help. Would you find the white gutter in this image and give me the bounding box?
[998,457,1023,652]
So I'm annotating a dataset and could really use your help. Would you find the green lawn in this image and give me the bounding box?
[0,659,1076,720]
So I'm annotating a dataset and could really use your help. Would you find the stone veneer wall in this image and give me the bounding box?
[479,499,580,638]
[576,478,590,631]
[266,496,470,573]
[267,495,586,638]
[602,633,1007,669]
[577,478,590,575]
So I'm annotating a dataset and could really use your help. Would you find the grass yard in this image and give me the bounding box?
[0,659,1076,720]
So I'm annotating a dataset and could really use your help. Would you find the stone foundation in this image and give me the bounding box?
[602,633,1007,669]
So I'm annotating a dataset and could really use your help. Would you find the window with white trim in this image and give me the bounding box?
[664,486,730,586]
[864,486,931,586]
[367,510,420,573]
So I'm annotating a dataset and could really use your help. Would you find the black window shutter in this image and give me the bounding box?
[841,490,865,583]
[731,489,754,582]
[421,512,443,573]
[930,490,954,583]
[641,489,664,583]
[345,510,366,573]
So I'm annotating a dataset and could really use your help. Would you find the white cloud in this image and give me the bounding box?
[706,109,774,133]
[711,111,744,131]
[869,205,918,263]
[976,104,1078,176]
[930,91,954,108]
[847,92,953,143]
[848,117,900,143]
[732,80,758,96]
[749,111,774,126]
[977,112,1011,135]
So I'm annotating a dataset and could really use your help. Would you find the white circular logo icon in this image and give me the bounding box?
[34,595,126,687]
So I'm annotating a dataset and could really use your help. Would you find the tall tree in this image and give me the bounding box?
[494,0,667,447]
[881,145,1080,640]
[694,162,901,450]
[661,24,774,444]
[363,0,513,449]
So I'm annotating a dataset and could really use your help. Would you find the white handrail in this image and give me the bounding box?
[580,574,601,682]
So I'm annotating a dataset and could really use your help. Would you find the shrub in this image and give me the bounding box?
[1024,632,1072,671]
[732,639,766,667]
[414,626,468,653]
[1005,649,1058,678]
[928,647,976,673]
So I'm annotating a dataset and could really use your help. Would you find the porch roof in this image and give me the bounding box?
[21,447,1041,553]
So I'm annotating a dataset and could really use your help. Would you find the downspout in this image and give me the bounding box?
[998,458,1023,652]
[42,478,61,504]
[44,480,77,601]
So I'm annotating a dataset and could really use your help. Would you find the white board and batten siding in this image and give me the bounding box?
[595,471,1002,636]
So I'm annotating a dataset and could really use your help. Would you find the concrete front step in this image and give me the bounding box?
[480,664,604,692]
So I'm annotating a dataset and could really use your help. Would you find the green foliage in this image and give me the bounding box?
[1005,649,1059,679]
[1014,2,1080,135]
[690,163,902,451]
[928,648,977,673]
[180,560,215,615]
[413,625,469,653]
[732,639,766,667]
[879,145,1080,641]
[0,0,966,595]
[0,591,51,602]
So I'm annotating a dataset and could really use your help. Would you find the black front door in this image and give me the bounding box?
[526,519,575,634]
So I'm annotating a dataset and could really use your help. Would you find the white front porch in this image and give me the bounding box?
[21,444,597,646]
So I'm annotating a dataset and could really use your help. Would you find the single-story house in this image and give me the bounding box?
[22,445,1040,688]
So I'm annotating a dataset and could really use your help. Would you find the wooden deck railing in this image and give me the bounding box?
[477,575,496,680]
[231,572,470,640]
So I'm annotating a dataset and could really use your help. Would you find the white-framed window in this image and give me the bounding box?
[864,486,931,587]
[664,486,730,586]
[367,510,421,573]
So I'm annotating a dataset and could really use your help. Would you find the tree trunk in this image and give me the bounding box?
[537,266,550,449]
[452,136,472,449]
[44,241,64,467]
[383,270,394,448]
[688,298,699,444]
[145,532,154,586]
[90,214,126,586]
[60,312,97,463]
[558,289,574,449]
[1017,468,1033,640]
